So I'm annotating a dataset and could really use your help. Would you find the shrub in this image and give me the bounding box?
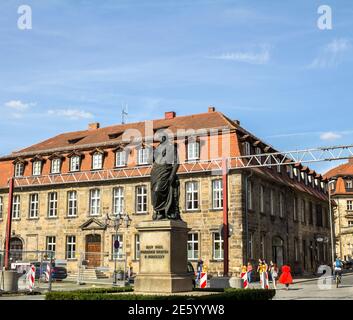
[46,288,275,301]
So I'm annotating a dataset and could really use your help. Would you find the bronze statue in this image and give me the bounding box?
[151,135,180,220]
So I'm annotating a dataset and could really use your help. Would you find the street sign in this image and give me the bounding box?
[114,239,120,249]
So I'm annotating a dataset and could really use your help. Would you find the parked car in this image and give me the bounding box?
[343,259,353,270]
[31,261,68,281]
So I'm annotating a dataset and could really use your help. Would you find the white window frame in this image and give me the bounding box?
[29,193,39,219]
[32,161,42,176]
[68,191,77,217]
[301,199,306,223]
[279,193,284,218]
[270,189,275,216]
[46,236,56,254]
[70,156,80,172]
[186,181,199,211]
[115,150,127,167]
[187,233,199,260]
[48,192,58,218]
[66,236,76,259]
[14,162,24,177]
[51,158,61,174]
[347,200,353,211]
[260,185,265,213]
[92,153,103,170]
[112,234,124,260]
[212,180,223,210]
[187,141,200,161]
[136,185,147,213]
[137,148,149,165]
[255,147,262,155]
[347,180,353,189]
[135,234,140,260]
[244,142,251,156]
[113,187,124,215]
[89,189,101,216]
[12,195,20,219]
[293,197,298,221]
[213,232,224,260]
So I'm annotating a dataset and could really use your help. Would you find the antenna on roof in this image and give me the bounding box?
[121,102,128,124]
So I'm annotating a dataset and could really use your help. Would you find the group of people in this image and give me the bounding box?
[244,259,293,290]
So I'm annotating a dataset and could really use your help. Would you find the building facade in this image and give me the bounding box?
[326,159,353,260]
[0,107,331,277]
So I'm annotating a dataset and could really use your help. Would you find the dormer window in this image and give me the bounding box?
[70,156,81,172]
[287,165,294,179]
[32,160,42,176]
[92,152,103,170]
[115,150,127,167]
[14,162,25,177]
[255,147,262,155]
[51,158,61,174]
[138,147,149,165]
[347,180,353,190]
[187,141,200,161]
[244,142,251,156]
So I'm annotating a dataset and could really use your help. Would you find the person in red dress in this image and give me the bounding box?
[279,265,293,290]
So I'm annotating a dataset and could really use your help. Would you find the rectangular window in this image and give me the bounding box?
[287,165,294,179]
[112,234,124,260]
[294,238,299,261]
[89,189,101,216]
[255,147,262,155]
[212,180,223,209]
[46,236,56,254]
[29,193,39,218]
[260,235,266,259]
[293,197,298,221]
[15,162,24,177]
[187,233,199,260]
[249,233,254,259]
[12,195,20,219]
[309,202,313,225]
[136,186,147,213]
[70,156,80,172]
[51,158,61,174]
[260,185,265,213]
[316,204,323,227]
[67,191,77,217]
[138,148,149,165]
[186,181,199,211]
[115,151,127,167]
[279,193,284,218]
[347,200,353,211]
[32,161,42,176]
[66,236,76,259]
[48,192,58,218]
[244,142,251,156]
[301,199,306,223]
[270,190,275,216]
[248,181,253,210]
[135,234,140,260]
[187,141,200,161]
[0,196,3,219]
[347,180,353,190]
[213,232,224,260]
[113,187,124,215]
[92,153,103,170]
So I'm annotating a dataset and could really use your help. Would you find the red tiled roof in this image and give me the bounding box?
[324,160,353,179]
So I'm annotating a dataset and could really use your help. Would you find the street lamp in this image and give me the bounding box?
[328,180,336,268]
[104,212,131,286]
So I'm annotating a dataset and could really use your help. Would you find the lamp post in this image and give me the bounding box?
[328,180,336,268]
[104,212,131,286]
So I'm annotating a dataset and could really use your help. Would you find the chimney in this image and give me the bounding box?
[208,106,216,113]
[165,111,176,120]
[88,122,100,130]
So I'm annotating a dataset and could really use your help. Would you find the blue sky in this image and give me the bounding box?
[0,0,353,173]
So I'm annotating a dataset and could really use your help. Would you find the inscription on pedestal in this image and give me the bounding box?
[141,245,169,259]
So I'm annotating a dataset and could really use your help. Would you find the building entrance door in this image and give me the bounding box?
[85,234,101,268]
[272,237,284,267]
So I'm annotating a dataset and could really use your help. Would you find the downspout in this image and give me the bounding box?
[4,177,14,269]
[244,170,253,263]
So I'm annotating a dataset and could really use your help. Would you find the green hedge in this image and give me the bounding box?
[46,288,275,301]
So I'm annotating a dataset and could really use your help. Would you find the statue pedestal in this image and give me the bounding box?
[134,220,193,293]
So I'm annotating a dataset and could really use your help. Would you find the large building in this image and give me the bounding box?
[0,107,331,277]
[325,159,353,260]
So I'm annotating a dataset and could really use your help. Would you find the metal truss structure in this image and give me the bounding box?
[12,144,353,188]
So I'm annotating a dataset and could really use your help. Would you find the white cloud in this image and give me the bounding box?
[48,109,94,120]
[4,100,36,111]
[209,46,270,65]
[309,38,351,69]
[320,131,342,141]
